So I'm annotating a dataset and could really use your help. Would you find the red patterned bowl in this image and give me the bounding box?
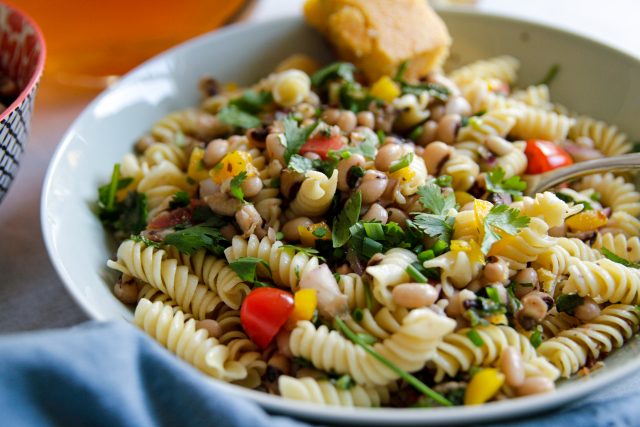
[0,3,45,202]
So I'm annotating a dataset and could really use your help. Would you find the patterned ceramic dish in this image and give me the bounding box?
[0,3,45,203]
[42,11,640,425]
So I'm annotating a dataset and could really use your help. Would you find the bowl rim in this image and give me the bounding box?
[0,2,46,122]
[41,9,640,424]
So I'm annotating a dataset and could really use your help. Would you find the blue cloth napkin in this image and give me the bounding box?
[0,322,637,427]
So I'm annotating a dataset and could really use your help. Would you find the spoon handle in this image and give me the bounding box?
[524,153,640,196]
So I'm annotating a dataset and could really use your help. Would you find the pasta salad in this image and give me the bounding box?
[99,53,640,408]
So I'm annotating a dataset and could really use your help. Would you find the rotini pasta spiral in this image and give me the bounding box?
[576,173,640,217]
[134,299,247,381]
[561,258,640,305]
[289,308,455,386]
[511,191,583,228]
[509,107,575,142]
[457,109,521,143]
[366,248,417,307]
[534,237,603,275]
[150,108,228,143]
[338,273,377,311]
[488,218,555,271]
[593,232,640,263]
[449,55,520,88]
[344,307,409,340]
[511,84,552,110]
[537,304,640,377]
[143,142,187,169]
[288,169,338,217]
[440,149,480,191]
[224,234,321,290]
[166,247,250,310]
[422,245,484,290]
[568,116,632,156]
[278,376,391,407]
[108,240,222,319]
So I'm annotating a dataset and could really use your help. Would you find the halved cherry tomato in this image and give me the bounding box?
[240,287,294,349]
[148,207,192,229]
[299,133,344,159]
[525,139,573,174]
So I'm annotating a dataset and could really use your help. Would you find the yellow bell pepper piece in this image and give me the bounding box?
[488,233,517,257]
[565,210,608,232]
[298,222,332,247]
[370,76,401,103]
[450,239,485,265]
[464,368,505,405]
[488,314,508,325]
[286,289,318,329]
[454,191,475,207]
[187,147,211,183]
[389,166,416,185]
[210,150,258,184]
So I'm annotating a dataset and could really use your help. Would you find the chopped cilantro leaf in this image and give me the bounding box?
[217,105,262,129]
[601,248,640,268]
[485,167,527,197]
[417,183,457,216]
[332,192,362,248]
[556,293,584,315]
[228,90,272,114]
[169,191,190,210]
[130,234,161,249]
[282,244,325,261]
[338,80,373,112]
[435,175,453,188]
[164,222,228,256]
[283,116,319,164]
[288,154,315,174]
[555,191,593,211]
[334,374,354,390]
[310,62,356,87]
[228,256,272,287]
[410,214,454,244]
[312,227,327,238]
[229,171,247,202]
[481,205,530,254]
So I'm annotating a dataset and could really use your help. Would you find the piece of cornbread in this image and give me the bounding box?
[304,0,451,82]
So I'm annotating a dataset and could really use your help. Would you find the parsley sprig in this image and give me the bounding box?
[409,183,457,244]
[283,117,319,164]
[228,257,272,287]
[97,163,147,236]
[481,205,530,254]
[332,192,362,248]
[485,167,527,197]
[164,221,228,256]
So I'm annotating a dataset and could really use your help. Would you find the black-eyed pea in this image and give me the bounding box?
[276,329,292,358]
[362,203,388,224]
[240,175,264,198]
[515,377,555,396]
[500,346,525,387]
[514,268,538,298]
[322,108,341,125]
[359,171,388,204]
[483,258,509,284]
[282,217,313,241]
[375,143,403,171]
[436,113,462,145]
[417,120,439,146]
[337,153,366,191]
[387,208,408,226]
[392,283,439,308]
[204,138,229,167]
[521,291,553,322]
[574,296,601,322]
[266,133,286,164]
[195,319,222,339]
[337,110,358,133]
[445,95,472,116]
[356,111,375,128]
[113,276,138,305]
[421,141,452,174]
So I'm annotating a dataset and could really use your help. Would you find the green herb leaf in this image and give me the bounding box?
[283,116,319,164]
[282,244,325,261]
[530,327,543,349]
[312,227,328,238]
[389,152,414,173]
[352,308,364,322]
[130,234,161,249]
[556,293,584,315]
[485,167,527,197]
[116,192,148,235]
[485,286,501,305]
[346,132,378,160]
[169,191,190,210]
[394,61,409,82]
[481,205,530,254]
[228,90,272,114]
[217,105,262,129]
[417,183,456,216]
[467,329,485,347]
[335,318,453,407]
[98,164,131,210]
[338,80,373,112]
[288,154,315,174]
[601,248,640,268]
[228,256,272,286]
[332,192,362,248]
[334,374,354,390]
[435,175,453,188]
[555,191,593,211]
[363,222,385,241]
[229,171,247,202]
[164,222,228,256]
[411,214,455,244]
[537,64,560,86]
[310,62,356,87]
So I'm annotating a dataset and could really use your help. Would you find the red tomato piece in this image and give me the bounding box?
[299,133,344,159]
[147,207,192,229]
[525,139,573,174]
[240,287,295,349]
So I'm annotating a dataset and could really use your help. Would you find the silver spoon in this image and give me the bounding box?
[523,153,640,196]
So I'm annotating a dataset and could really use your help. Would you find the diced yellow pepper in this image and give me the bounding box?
[488,314,508,325]
[370,76,401,103]
[455,191,475,207]
[298,222,332,247]
[565,210,608,232]
[488,234,517,257]
[464,368,505,405]
[187,147,211,183]
[389,166,416,185]
[474,199,493,238]
[450,239,485,265]
[224,82,239,92]
[209,150,258,184]
[286,289,317,329]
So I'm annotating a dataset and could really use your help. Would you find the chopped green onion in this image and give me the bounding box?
[435,175,452,188]
[389,152,414,173]
[418,249,435,263]
[334,374,354,390]
[432,239,448,256]
[530,328,542,349]
[364,282,374,311]
[362,237,383,258]
[312,227,328,238]
[356,333,377,345]
[537,63,560,86]
[363,222,385,241]
[485,287,501,305]
[275,231,284,240]
[467,329,485,347]
[335,318,452,407]
[376,129,386,145]
[406,264,428,283]
[352,308,364,322]
[408,125,423,141]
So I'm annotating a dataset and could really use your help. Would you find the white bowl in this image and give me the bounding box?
[42,10,640,425]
